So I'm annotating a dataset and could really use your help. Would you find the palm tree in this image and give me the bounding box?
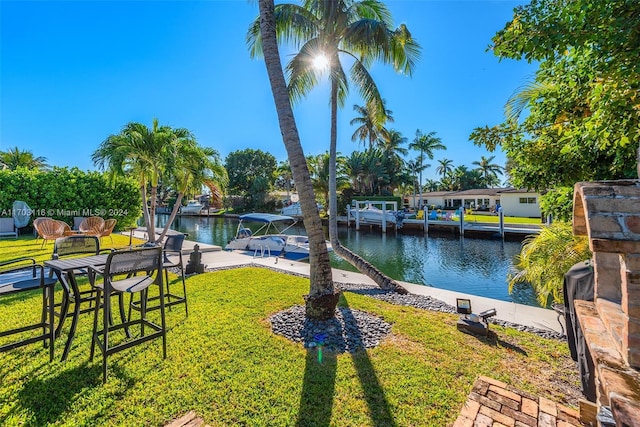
[510,222,591,306]
[248,0,419,294]
[253,0,336,319]
[436,158,454,179]
[472,155,503,188]
[405,158,424,208]
[0,147,50,171]
[361,148,389,195]
[350,100,393,149]
[344,151,366,193]
[308,152,349,207]
[158,144,227,243]
[275,160,295,200]
[377,129,407,193]
[409,130,445,208]
[394,182,413,208]
[92,118,198,243]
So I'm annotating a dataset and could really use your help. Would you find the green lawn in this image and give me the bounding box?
[0,236,577,426]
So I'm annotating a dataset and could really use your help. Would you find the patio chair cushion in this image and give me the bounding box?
[0,218,17,238]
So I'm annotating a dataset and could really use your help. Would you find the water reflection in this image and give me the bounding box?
[153,215,539,307]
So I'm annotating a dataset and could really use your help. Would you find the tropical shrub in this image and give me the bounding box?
[509,221,591,306]
[539,187,574,222]
[0,167,140,229]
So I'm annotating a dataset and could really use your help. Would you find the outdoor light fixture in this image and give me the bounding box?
[456,298,472,315]
[479,308,497,322]
[456,298,497,337]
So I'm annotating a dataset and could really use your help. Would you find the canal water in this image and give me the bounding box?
[156,215,539,307]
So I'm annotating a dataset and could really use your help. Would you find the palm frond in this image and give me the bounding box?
[388,24,421,76]
[505,81,550,123]
[509,221,591,306]
[349,59,383,115]
[349,0,392,25]
[285,38,324,104]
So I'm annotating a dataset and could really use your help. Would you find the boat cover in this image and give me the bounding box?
[239,213,295,223]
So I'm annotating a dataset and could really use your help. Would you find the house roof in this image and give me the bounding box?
[447,188,507,197]
[420,188,539,198]
[421,191,456,197]
[498,188,539,194]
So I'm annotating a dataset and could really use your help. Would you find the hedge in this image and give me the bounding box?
[0,167,141,230]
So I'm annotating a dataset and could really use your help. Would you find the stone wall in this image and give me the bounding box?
[572,180,640,425]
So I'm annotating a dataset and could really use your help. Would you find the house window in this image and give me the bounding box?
[519,197,537,204]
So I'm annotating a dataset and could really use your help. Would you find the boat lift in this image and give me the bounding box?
[347,200,399,233]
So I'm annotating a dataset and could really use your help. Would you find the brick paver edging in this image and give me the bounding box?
[454,376,584,427]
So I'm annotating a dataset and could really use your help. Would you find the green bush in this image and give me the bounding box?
[0,167,141,230]
[539,187,574,222]
[509,221,591,306]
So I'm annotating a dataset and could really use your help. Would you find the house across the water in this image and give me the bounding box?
[408,188,542,218]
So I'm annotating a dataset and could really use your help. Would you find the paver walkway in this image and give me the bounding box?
[167,375,585,427]
[454,376,584,427]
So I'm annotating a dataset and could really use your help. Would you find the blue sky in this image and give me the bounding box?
[1,0,536,182]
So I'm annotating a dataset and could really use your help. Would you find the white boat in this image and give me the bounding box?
[180,200,203,215]
[350,204,405,227]
[280,202,302,216]
[225,213,331,261]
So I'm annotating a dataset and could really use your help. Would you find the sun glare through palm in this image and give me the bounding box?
[313,54,329,70]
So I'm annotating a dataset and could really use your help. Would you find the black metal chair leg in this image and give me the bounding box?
[90,289,101,361]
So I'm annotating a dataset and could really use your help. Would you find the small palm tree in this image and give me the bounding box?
[378,129,407,193]
[275,160,295,200]
[509,221,591,306]
[158,144,227,243]
[308,152,348,211]
[0,147,50,171]
[92,119,220,244]
[344,151,366,194]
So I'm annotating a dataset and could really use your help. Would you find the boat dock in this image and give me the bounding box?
[337,215,542,239]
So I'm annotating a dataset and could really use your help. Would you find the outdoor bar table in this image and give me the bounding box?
[45,254,109,361]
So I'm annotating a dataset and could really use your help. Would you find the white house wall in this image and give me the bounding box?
[500,193,541,218]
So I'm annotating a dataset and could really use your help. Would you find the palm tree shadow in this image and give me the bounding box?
[296,347,338,427]
[296,295,396,427]
[342,297,397,427]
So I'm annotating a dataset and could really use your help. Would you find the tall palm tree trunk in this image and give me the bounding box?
[418,152,424,209]
[328,81,406,294]
[258,0,337,319]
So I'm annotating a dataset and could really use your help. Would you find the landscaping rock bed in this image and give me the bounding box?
[270,305,392,353]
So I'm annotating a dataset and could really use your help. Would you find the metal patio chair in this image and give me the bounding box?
[129,233,188,317]
[0,258,58,361]
[89,246,166,382]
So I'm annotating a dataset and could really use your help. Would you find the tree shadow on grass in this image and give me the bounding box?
[9,362,131,426]
[296,347,338,427]
[295,294,396,427]
[341,297,396,427]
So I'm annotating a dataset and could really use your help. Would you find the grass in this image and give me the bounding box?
[0,236,579,426]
